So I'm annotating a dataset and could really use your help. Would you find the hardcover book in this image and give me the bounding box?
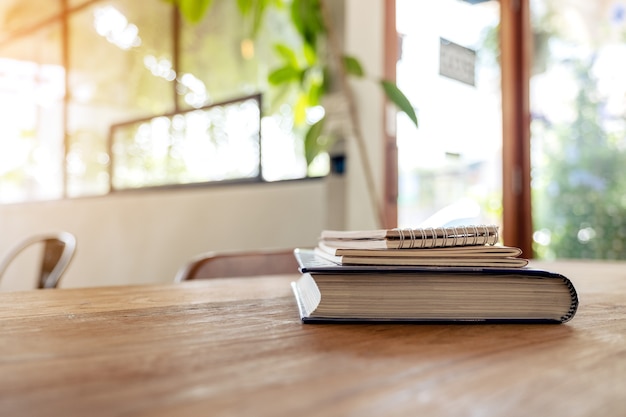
[291,249,578,324]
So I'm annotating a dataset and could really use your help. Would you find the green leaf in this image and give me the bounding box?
[177,0,214,24]
[303,43,317,66]
[298,67,309,86]
[268,65,300,85]
[274,44,299,67]
[302,0,325,35]
[307,79,323,107]
[343,55,364,77]
[294,93,308,125]
[380,80,418,128]
[301,66,324,105]
[236,0,270,38]
[289,0,306,41]
[290,0,325,49]
[304,117,325,166]
[237,0,253,15]
[251,0,270,37]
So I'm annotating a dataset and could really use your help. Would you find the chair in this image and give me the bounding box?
[175,248,299,282]
[0,232,77,289]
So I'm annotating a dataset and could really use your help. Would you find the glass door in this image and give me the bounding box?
[396,0,502,229]
[529,0,626,260]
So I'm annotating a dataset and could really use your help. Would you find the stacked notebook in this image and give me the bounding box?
[316,224,529,268]
[291,225,579,324]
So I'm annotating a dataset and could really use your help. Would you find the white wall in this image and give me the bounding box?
[344,0,386,230]
[0,180,328,290]
[0,0,387,291]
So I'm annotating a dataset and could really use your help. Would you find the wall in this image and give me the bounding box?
[344,0,386,230]
[0,180,328,290]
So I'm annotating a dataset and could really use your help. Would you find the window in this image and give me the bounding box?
[109,94,261,190]
[392,0,626,259]
[0,14,64,203]
[529,0,626,260]
[396,0,502,229]
[67,0,176,197]
[0,0,314,204]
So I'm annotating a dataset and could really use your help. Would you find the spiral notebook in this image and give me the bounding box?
[320,225,499,250]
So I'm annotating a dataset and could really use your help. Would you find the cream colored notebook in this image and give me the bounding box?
[315,242,529,268]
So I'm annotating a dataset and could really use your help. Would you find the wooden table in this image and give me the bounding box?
[1,260,625,417]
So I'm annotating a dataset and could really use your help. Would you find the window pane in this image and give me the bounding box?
[396,0,502,229]
[178,1,309,181]
[110,96,261,189]
[0,23,64,204]
[67,0,175,197]
[530,0,626,260]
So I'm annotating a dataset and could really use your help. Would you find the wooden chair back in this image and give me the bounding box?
[0,232,77,289]
[175,249,299,282]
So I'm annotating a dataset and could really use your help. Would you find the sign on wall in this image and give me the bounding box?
[439,38,476,86]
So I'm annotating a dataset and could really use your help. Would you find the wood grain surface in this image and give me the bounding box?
[0,261,625,417]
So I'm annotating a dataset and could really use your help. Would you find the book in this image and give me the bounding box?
[320,225,499,250]
[291,249,579,324]
[315,242,529,268]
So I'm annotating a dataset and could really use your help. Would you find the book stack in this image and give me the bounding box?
[291,225,579,324]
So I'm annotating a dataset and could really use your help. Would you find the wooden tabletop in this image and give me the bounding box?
[1,260,625,417]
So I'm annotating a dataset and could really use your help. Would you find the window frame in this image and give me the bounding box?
[384,0,533,253]
[0,0,315,204]
[107,93,263,192]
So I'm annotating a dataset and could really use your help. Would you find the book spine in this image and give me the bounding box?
[560,276,579,323]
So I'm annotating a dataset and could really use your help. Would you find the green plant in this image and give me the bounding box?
[169,0,418,169]
[532,58,626,260]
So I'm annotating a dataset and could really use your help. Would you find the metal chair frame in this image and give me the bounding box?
[0,232,77,289]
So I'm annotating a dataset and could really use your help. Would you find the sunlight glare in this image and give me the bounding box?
[94,6,142,50]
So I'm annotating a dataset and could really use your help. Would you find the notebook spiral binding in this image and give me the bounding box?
[394,225,499,249]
